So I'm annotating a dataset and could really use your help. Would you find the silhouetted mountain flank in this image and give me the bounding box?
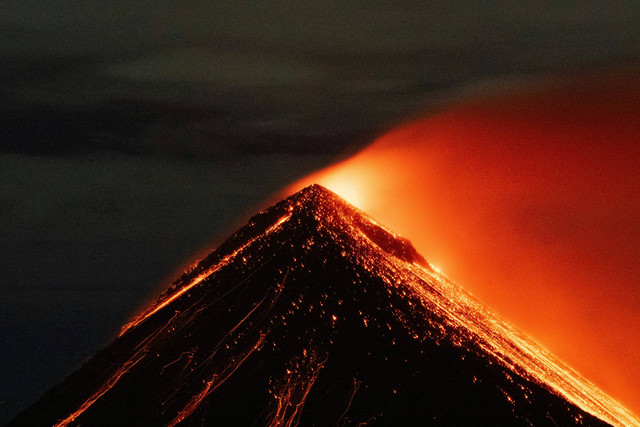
[10,185,639,426]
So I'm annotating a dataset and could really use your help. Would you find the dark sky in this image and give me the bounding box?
[2,1,640,423]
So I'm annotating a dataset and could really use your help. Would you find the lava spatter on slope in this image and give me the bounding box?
[10,184,639,426]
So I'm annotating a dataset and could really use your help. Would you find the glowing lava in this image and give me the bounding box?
[286,68,640,415]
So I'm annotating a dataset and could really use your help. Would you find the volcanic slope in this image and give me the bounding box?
[10,184,639,426]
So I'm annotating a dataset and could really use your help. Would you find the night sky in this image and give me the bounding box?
[2,1,640,423]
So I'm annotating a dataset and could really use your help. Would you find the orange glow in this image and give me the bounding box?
[286,68,640,416]
[314,172,368,210]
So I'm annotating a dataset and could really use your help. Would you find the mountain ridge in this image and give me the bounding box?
[9,184,639,426]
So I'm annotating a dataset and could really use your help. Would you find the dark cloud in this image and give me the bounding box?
[2,1,640,159]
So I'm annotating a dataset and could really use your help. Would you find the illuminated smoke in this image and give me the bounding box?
[287,68,640,414]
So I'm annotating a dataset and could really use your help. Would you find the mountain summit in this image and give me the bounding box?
[10,185,639,426]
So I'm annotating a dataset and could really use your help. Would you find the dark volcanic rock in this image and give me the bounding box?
[10,185,637,426]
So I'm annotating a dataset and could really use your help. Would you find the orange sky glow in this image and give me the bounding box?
[286,68,640,416]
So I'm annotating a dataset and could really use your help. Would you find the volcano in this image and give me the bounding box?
[10,185,639,426]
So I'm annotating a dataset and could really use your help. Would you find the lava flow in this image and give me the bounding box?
[10,185,640,426]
